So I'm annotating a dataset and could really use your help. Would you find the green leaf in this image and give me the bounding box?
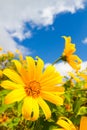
[77,106,87,115]
[73,98,86,114]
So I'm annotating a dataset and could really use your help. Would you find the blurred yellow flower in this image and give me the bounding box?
[68,72,80,83]
[80,116,87,130]
[0,70,3,78]
[53,117,76,130]
[62,36,82,71]
[0,47,3,51]
[0,114,9,124]
[1,56,64,121]
[7,51,14,58]
[78,73,87,88]
[15,49,23,61]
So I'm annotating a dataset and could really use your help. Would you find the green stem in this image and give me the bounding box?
[52,56,62,65]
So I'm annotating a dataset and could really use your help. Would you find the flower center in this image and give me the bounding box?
[25,81,41,98]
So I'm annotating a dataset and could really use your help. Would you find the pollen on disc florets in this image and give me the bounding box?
[25,81,41,98]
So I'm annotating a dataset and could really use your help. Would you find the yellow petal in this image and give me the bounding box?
[19,67,30,84]
[41,65,56,79]
[42,86,64,94]
[37,97,51,119]
[35,56,44,81]
[62,36,76,56]
[1,80,23,90]
[3,69,24,85]
[68,60,80,71]
[84,83,87,89]
[12,60,22,73]
[69,55,82,63]
[57,117,76,130]
[40,65,62,86]
[41,76,62,89]
[64,46,76,55]
[80,116,87,130]
[31,98,39,121]
[0,70,3,77]
[22,97,39,121]
[41,91,63,105]
[5,88,26,104]
[62,36,71,44]
[57,119,71,130]
[52,128,65,130]
[22,97,33,120]
[26,56,35,80]
[12,59,30,83]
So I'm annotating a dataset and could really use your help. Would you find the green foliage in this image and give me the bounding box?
[0,48,87,129]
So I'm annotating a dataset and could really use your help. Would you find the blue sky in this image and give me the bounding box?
[0,0,87,68]
[17,7,87,64]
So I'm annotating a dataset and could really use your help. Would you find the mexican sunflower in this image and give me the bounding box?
[62,36,82,71]
[1,56,64,121]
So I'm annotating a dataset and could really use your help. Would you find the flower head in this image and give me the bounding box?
[62,36,82,71]
[1,56,64,121]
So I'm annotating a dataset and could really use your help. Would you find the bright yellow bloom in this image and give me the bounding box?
[1,56,64,121]
[62,36,82,71]
[53,117,76,130]
[80,116,87,130]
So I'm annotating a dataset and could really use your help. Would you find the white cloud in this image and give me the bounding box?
[10,30,32,41]
[82,37,87,44]
[0,0,86,54]
[80,61,87,70]
[54,62,74,76]
[1,0,85,28]
[0,25,31,55]
[45,61,87,76]
[45,62,74,76]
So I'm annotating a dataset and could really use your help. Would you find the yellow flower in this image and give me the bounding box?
[1,56,64,121]
[7,51,14,58]
[0,70,3,78]
[0,47,3,51]
[68,72,80,83]
[78,73,87,89]
[80,116,87,130]
[53,117,76,130]
[15,49,23,61]
[62,36,82,71]
[0,114,9,124]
